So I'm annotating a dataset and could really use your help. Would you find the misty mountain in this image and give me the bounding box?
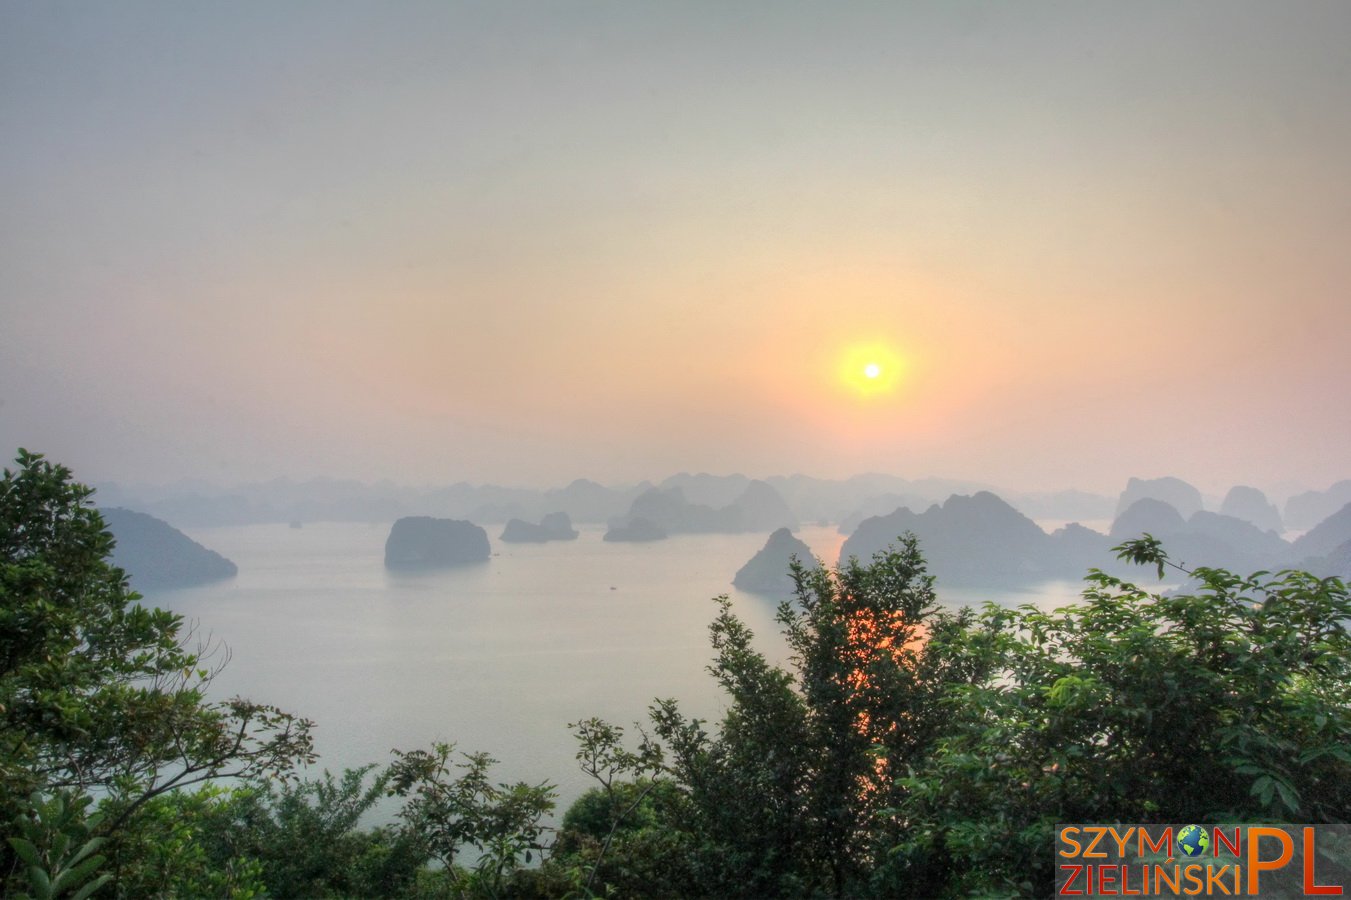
[1300,539,1351,580]
[1107,495,1351,583]
[446,480,652,525]
[96,476,651,528]
[835,486,1115,537]
[837,493,930,535]
[1185,511,1292,571]
[623,487,727,533]
[1219,485,1283,534]
[543,479,646,523]
[611,480,798,537]
[1109,498,1189,541]
[1291,502,1351,560]
[837,487,1333,590]
[92,471,1351,568]
[96,479,419,527]
[734,480,800,532]
[1047,522,1114,572]
[1110,498,1295,573]
[658,472,754,509]
[1004,489,1116,523]
[602,517,667,542]
[840,492,1087,587]
[100,507,238,590]
[1114,476,1204,521]
[766,473,994,525]
[1285,481,1351,531]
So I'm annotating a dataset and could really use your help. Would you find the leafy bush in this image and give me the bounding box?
[7,791,111,900]
[885,539,1351,897]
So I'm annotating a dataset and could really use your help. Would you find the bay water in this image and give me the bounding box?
[145,523,1089,818]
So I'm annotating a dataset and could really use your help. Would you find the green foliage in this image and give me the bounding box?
[2,449,184,803]
[885,539,1351,897]
[0,450,313,894]
[565,535,1351,898]
[545,719,697,898]
[102,765,485,899]
[643,537,977,898]
[388,742,556,895]
[0,449,314,806]
[551,778,698,899]
[190,766,427,899]
[7,791,111,900]
[97,786,265,899]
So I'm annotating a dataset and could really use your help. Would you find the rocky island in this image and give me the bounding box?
[384,516,490,567]
[99,507,238,590]
[733,527,817,594]
[500,511,579,543]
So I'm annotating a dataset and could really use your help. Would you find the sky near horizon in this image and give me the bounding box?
[2,1,1348,496]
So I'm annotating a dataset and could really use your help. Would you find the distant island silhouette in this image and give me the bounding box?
[606,480,798,541]
[602,516,667,543]
[501,512,579,543]
[832,482,1351,588]
[100,507,237,590]
[89,469,1351,585]
[385,517,490,568]
[733,528,818,595]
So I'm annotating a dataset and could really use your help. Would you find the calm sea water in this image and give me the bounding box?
[145,523,1089,817]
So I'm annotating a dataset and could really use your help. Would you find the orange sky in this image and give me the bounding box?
[2,2,1348,496]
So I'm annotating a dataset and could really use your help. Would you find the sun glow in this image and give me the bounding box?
[840,343,906,396]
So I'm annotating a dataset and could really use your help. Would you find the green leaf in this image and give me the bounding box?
[70,873,112,900]
[1272,779,1299,815]
[8,837,41,868]
[30,864,53,900]
[1252,775,1275,806]
[64,836,105,868]
[53,853,106,892]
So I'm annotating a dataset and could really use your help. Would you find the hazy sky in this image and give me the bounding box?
[3,1,1348,495]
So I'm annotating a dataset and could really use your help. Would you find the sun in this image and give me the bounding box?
[839,343,905,396]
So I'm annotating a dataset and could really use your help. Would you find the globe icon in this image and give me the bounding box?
[1177,825,1209,858]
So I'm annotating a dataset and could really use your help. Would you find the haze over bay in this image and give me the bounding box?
[4,1,1349,495]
